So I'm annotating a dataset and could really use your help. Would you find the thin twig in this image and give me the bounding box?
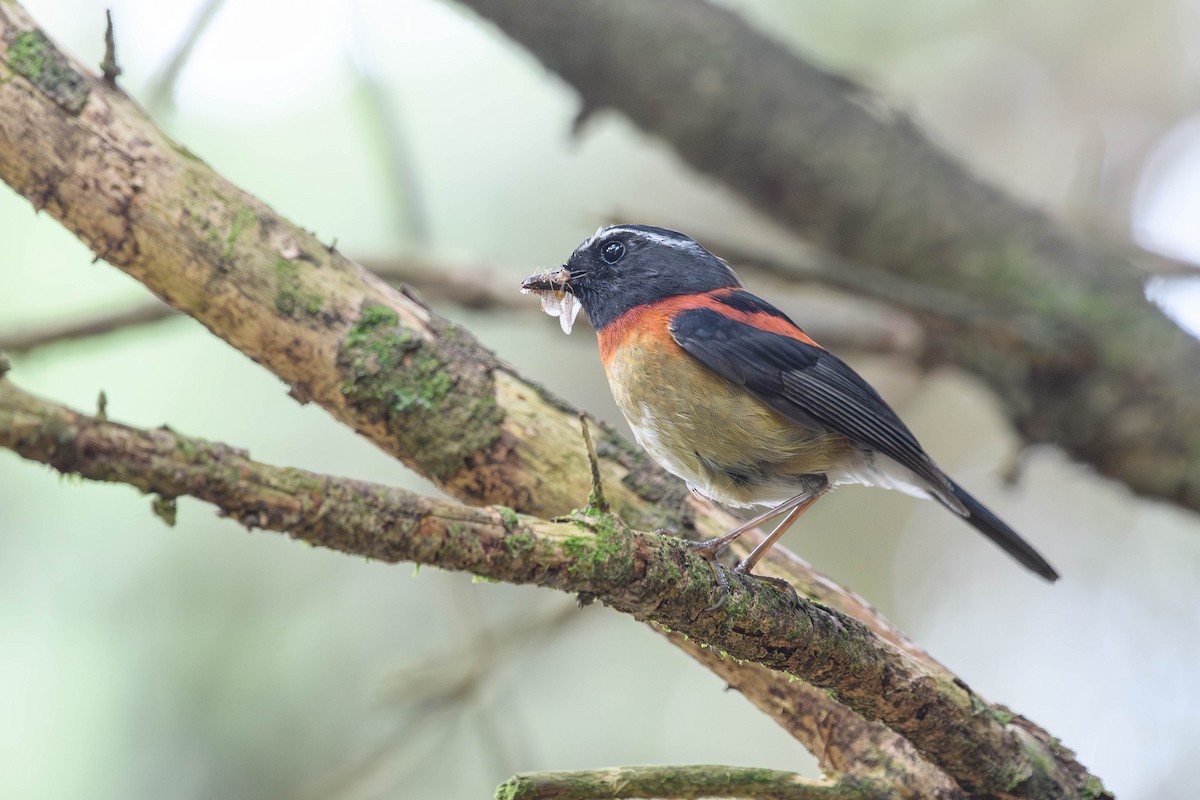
[579,414,607,512]
[143,0,225,111]
[99,9,120,86]
[0,300,177,353]
[347,8,430,246]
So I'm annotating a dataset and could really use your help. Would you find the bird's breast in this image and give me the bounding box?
[598,309,852,507]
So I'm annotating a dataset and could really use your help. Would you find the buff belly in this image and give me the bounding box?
[604,339,853,508]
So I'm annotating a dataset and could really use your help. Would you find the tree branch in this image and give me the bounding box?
[454,0,1200,514]
[0,5,1107,798]
[0,374,1101,800]
[495,766,889,800]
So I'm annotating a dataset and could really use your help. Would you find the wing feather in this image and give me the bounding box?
[669,302,952,496]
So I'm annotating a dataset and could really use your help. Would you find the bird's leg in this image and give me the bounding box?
[686,494,809,560]
[731,479,831,605]
[729,498,817,606]
[686,492,812,612]
[734,486,828,575]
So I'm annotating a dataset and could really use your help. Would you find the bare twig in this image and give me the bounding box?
[142,0,225,111]
[579,414,607,512]
[347,10,429,246]
[99,9,120,85]
[0,300,177,353]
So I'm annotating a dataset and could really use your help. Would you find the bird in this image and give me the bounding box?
[521,224,1058,607]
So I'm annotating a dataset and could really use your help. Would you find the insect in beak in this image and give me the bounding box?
[521,267,582,334]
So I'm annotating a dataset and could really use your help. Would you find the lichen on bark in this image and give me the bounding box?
[337,302,504,483]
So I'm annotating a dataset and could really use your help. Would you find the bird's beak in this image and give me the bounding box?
[520,267,583,334]
[520,267,572,294]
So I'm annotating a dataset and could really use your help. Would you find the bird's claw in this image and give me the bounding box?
[684,537,800,612]
[686,537,731,612]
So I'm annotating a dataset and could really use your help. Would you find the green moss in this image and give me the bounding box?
[273,258,322,319]
[223,207,255,259]
[348,304,399,343]
[493,779,525,800]
[1081,775,1109,799]
[722,584,752,617]
[990,705,1015,725]
[558,512,634,582]
[658,552,683,584]
[495,506,520,530]
[8,32,45,79]
[503,531,534,557]
[151,495,177,527]
[338,303,504,481]
[6,30,88,113]
[177,438,198,461]
[561,535,591,561]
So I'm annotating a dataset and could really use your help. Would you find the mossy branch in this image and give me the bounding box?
[0,376,1103,799]
[494,766,890,800]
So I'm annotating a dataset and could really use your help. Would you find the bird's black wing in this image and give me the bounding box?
[670,296,1060,582]
[668,302,950,495]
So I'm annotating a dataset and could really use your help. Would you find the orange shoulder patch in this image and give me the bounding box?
[597,290,821,366]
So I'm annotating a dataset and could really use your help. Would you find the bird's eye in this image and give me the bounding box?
[600,240,626,264]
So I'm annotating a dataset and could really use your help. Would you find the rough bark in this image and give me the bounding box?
[0,376,1094,799]
[454,0,1200,513]
[495,766,891,800]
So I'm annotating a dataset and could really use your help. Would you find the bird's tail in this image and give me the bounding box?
[939,480,1059,582]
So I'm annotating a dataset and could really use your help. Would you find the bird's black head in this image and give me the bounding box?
[525,225,742,331]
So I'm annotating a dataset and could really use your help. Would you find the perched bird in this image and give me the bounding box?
[522,224,1058,606]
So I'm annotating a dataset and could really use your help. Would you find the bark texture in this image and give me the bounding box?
[0,377,1097,799]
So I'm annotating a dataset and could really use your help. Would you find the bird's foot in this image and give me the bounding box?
[686,536,733,612]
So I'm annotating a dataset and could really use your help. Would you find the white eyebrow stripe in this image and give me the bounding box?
[578,225,707,256]
[572,224,743,285]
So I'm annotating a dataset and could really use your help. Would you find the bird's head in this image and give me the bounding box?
[521,224,742,332]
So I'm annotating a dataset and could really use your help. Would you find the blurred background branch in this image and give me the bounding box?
[0,250,923,356]
[456,0,1200,513]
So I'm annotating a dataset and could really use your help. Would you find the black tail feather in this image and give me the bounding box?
[942,480,1059,582]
